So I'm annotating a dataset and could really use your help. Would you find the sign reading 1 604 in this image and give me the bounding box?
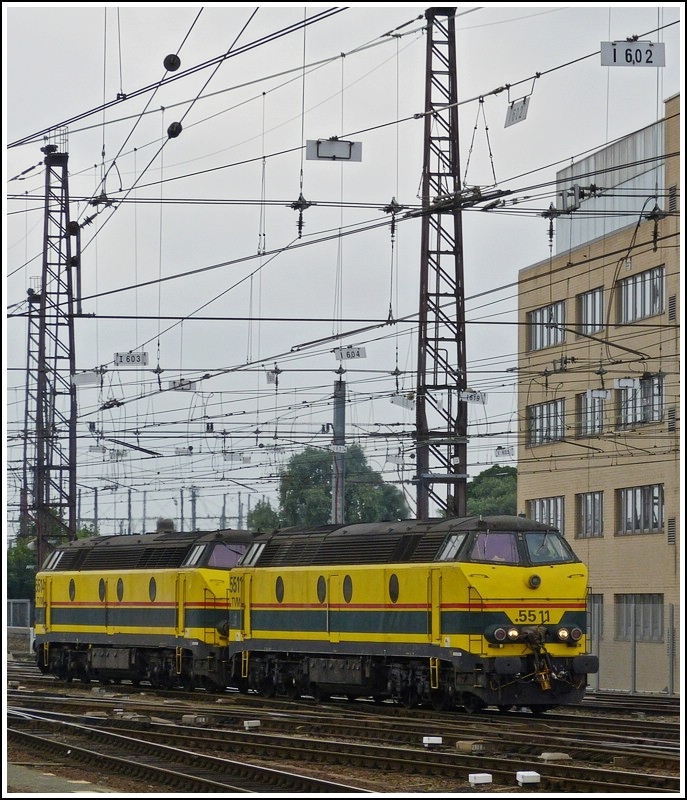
[600,41,665,67]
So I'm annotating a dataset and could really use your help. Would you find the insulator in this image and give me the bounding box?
[163,54,181,72]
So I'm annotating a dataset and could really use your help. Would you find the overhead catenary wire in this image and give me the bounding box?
[7,7,349,150]
[8,9,680,532]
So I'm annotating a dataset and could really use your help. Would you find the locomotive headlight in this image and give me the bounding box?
[485,624,525,644]
[570,627,583,642]
[485,625,508,643]
[556,627,570,641]
[528,574,542,589]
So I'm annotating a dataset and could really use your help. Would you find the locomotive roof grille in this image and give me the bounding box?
[407,533,448,562]
[248,515,561,568]
[80,547,190,570]
[40,529,255,571]
[253,532,443,567]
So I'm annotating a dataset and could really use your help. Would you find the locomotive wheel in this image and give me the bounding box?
[497,704,513,713]
[462,694,486,714]
[286,681,301,701]
[401,689,419,709]
[430,689,451,711]
[260,680,276,698]
[310,684,330,703]
[530,704,555,716]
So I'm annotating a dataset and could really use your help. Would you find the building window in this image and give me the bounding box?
[527,496,564,535]
[589,593,604,642]
[527,399,565,445]
[527,301,565,350]
[617,373,664,427]
[618,265,664,323]
[576,287,604,335]
[616,484,663,535]
[576,492,603,538]
[576,390,606,436]
[614,594,663,642]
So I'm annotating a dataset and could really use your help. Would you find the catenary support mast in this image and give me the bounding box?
[415,7,468,520]
[21,132,79,568]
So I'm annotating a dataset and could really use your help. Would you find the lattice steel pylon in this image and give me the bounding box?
[20,133,79,568]
[415,8,468,520]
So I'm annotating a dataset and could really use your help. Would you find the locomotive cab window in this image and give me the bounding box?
[184,545,207,566]
[183,542,249,568]
[207,543,247,568]
[524,531,575,564]
[437,533,468,560]
[240,542,265,566]
[43,551,64,571]
[468,532,520,564]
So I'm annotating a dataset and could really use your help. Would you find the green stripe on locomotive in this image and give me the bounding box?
[238,606,586,636]
[228,559,590,656]
[36,567,232,641]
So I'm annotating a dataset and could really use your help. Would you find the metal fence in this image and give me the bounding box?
[7,599,34,655]
[7,599,33,627]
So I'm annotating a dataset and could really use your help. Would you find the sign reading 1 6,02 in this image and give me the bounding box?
[600,41,665,67]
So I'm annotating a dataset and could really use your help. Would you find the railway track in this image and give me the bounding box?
[8,657,681,716]
[8,681,681,794]
[7,711,370,794]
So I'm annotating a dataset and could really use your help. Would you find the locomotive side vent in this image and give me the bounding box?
[83,545,190,570]
[410,533,448,562]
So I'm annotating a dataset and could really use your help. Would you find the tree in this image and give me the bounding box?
[466,465,517,517]
[6,540,36,600]
[278,444,409,527]
[247,499,280,531]
[342,445,409,523]
[7,525,97,600]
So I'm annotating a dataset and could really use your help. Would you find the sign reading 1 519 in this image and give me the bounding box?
[114,351,149,366]
[600,41,665,67]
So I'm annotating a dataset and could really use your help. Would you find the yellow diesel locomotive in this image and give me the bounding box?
[34,515,599,713]
[34,528,255,690]
[222,514,599,713]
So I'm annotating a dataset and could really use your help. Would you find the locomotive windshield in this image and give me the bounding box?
[183,542,249,568]
[462,529,576,565]
[468,532,520,563]
[524,530,576,564]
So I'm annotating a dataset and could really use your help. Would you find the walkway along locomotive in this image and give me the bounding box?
[34,515,599,713]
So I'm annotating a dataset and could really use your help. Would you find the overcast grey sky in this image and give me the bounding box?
[3,3,683,536]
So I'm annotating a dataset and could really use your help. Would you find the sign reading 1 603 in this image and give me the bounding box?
[114,351,149,366]
[600,41,665,67]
